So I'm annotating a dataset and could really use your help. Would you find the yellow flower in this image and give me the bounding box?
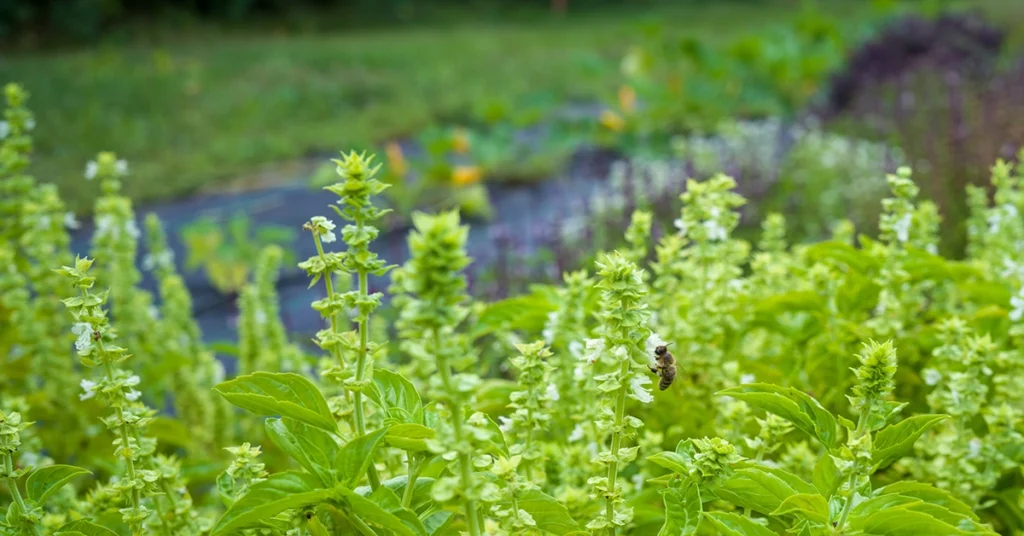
[452,128,471,154]
[452,165,482,186]
[618,85,636,114]
[600,110,626,132]
[385,141,407,177]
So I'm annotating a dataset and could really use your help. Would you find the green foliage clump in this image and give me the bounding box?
[4,80,1024,536]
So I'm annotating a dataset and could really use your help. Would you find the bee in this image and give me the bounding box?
[649,343,676,390]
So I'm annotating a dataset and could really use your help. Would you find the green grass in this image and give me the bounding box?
[2,0,1021,213]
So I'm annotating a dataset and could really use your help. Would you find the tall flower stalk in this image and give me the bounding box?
[391,210,485,535]
[585,251,654,534]
[56,257,159,535]
[300,151,394,490]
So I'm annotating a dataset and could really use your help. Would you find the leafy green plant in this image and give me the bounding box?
[180,211,296,296]
[3,81,1024,536]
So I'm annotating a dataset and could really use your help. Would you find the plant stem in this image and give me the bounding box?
[434,332,483,536]
[522,407,535,479]
[604,359,631,535]
[350,515,381,536]
[833,402,871,535]
[313,233,380,489]
[402,455,419,509]
[354,268,381,490]
[97,341,143,536]
[2,449,40,536]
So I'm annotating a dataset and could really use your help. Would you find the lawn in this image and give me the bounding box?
[2,0,1021,213]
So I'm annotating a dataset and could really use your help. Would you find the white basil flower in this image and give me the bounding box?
[645,333,667,356]
[628,375,654,404]
[568,424,585,443]
[704,219,728,241]
[125,389,142,402]
[0,121,9,139]
[72,323,94,353]
[740,373,756,384]
[84,161,99,180]
[583,338,605,363]
[497,416,514,434]
[921,368,942,386]
[115,159,128,176]
[125,220,140,239]
[545,382,559,402]
[79,379,98,401]
[893,213,911,243]
[1009,290,1024,322]
[63,212,80,230]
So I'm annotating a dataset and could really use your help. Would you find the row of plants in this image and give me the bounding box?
[3,81,1024,534]
[304,3,1013,241]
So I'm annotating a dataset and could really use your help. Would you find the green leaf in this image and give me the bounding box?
[659,478,701,536]
[423,511,454,535]
[26,464,91,504]
[717,383,839,450]
[770,493,830,524]
[472,293,555,339]
[849,503,991,535]
[872,414,949,470]
[211,472,332,536]
[367,370,424,424]
[812,454,841,499]
[335,427,390,488]
[647,451,690,475]
[702,511,777,536]
[477,414,509,457]
[265,418,339,487]
[804,240,875,273]
[54,520,119,536]
[360,475,436,513]
[385,423,435,453]
[714,466,812,516]
[873,482,978,520]
[336,487,422,536]
[367,486,428,536]
[518,488,583,535]
[214,372,337,432]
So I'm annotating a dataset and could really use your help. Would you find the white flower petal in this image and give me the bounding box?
[645,333,667,355]
[84,161,98,180]
[629,375,654,404]
[545,383,559,402]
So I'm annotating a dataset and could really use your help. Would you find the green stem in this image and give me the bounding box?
[833,401,872,535]
[603,359,631,536]
[97,343,144,536]
[313,233,380,489]
[2,449,40,536]
[522,407,535,480]
[350,515,381,536]
[355,268,381,491]
[434,332,482,536]
[402,455,419,509]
